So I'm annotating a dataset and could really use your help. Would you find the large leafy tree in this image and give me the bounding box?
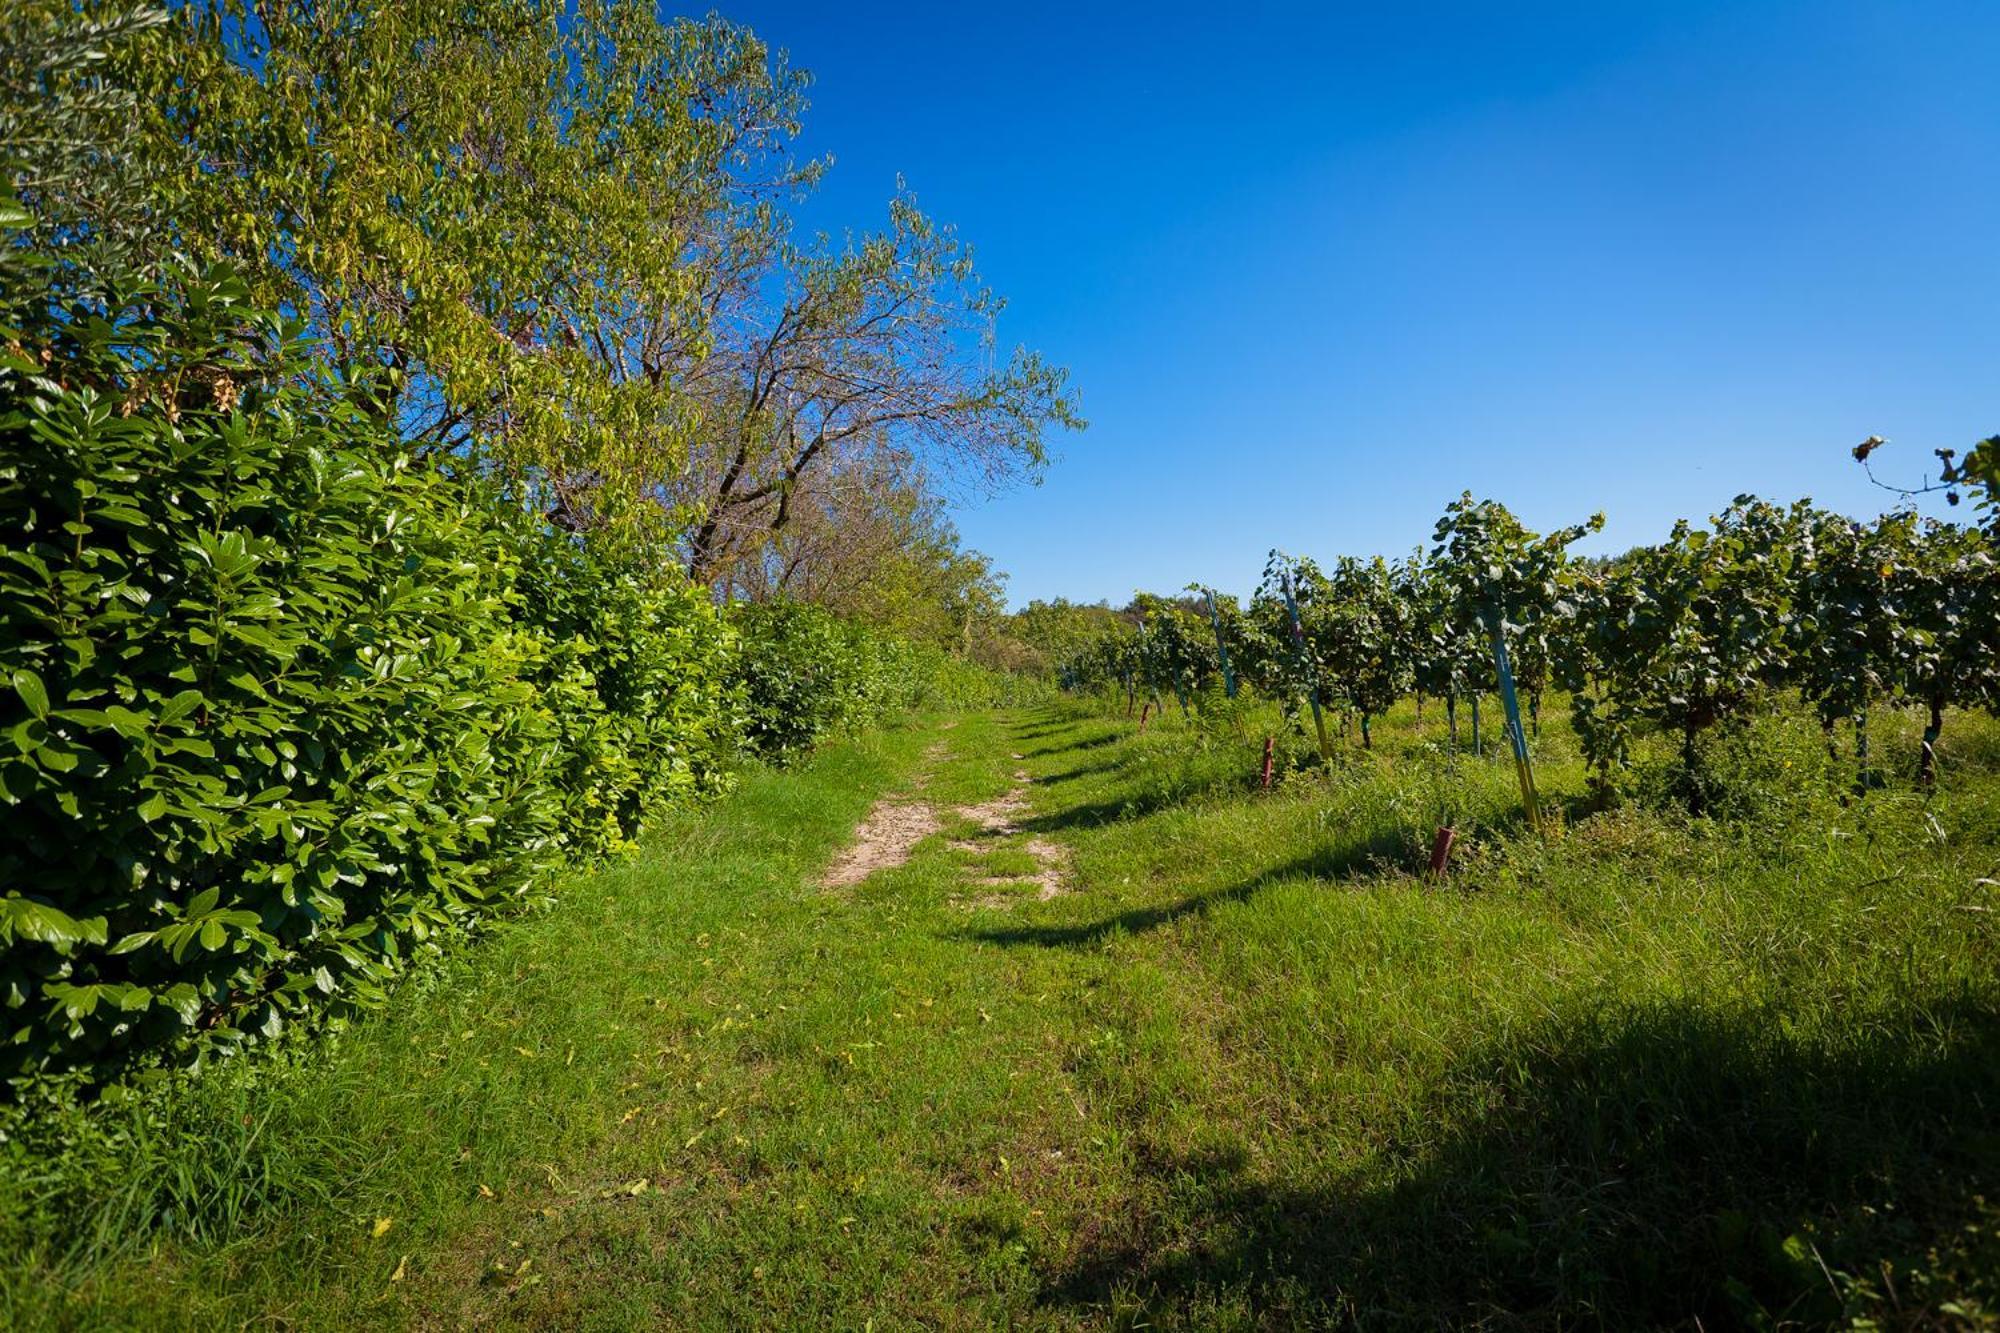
[118,0,812,530]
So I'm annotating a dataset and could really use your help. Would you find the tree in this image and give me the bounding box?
[1009,599,1128,676]
[669,190,1083,585]
[728,456,1011,657]
[119,0,812,531]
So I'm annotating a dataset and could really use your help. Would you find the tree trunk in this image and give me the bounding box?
[1919,698,1943,787]
[1470,695,1482,757]
[1360,713,1372,749]
[1446,693,1458,753]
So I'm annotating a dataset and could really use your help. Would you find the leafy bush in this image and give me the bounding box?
[2,271,535,1085]
[511,531,738,858]
[0,263,749,1095]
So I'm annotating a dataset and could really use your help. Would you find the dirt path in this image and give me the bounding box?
[818,730,1070,906]
[952,762,1069,908]
[819,801,942,887]
[818,740,948,888]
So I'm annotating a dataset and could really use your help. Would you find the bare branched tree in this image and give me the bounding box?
[663,189,1084,585]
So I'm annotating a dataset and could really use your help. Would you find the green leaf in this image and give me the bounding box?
[0,896,109,948]
[159,689,205,724]
[12,669,49,719]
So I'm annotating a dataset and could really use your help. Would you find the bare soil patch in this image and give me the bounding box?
[820,801,939,888]
[949,770,1069,906]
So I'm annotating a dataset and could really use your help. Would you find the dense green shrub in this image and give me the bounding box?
[726,602,1031,759]
[0,263,757,1095]
[728,601,929,757]
[511,530,739,858]
[2,271,540,1086]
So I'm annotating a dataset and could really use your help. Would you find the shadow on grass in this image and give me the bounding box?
[1038,996,2000,1327]
[1022,733,1122,758]
[1010,788,1202,834]
[959,835,1405,948]
[1033,761,1124,787]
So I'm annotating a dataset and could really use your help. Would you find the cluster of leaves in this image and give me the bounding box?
[1561,499,1999,802]
[1131,595,1218,711]
[1559,500,1807,806]
[1060,491,1998,807]
[1260,556,1418,747]
[727,600,966,759]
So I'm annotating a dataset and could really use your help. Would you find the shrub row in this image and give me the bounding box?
[0,265,981,1098]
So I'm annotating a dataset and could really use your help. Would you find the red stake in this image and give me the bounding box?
[1428,825,1456,879]
[1260,735,1275,790]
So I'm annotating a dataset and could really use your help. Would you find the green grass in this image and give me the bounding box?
[5,697,1998,1329]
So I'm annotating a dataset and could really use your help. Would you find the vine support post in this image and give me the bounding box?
[1919,698,1942,787]
[1203,588,1238,698]
[1488,620,1544,835]
[1279,562,1332,765]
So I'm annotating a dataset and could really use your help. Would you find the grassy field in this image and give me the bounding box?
[6,698,1998,1329]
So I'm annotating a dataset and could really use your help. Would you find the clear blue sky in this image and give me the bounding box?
[713,0,1998,608]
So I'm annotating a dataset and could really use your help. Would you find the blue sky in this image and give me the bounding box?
[713,1,1998,607]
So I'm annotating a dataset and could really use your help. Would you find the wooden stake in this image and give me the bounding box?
[1428,825,1456,879]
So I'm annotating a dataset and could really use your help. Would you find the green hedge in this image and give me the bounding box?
[0,260,995,1100]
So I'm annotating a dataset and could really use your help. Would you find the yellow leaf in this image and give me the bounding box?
[371,1217,394,1239]
[390,1254,409,1283]
[627,1177,649,1196]
[478,1183,495,1199]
